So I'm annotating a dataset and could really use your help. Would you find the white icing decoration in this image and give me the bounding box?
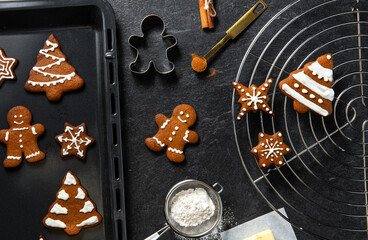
[64,172,77,185]
[172,131,176,136]
[14,115,17,118]
[58,125,92,157]
[183,130,190,142]
[282,84,329,116]
[265,84,268,87]
[233,83,237,86]
[7,156,21,160]
[13,127,28,131]
[29,40,76,87]
[13,121,23,125]
[292,71,334,101]
[45,218,67,228]
[318,99,323,104]
[0,50,16,81]
[153,137,165,147]
[25,151,40,159]
[243,108,247,111]
[242,87,267,110]
[268,79,272,83]
[50,203,68,214]
[260,133,264,137]
[19,139,22,143]
[241,89,245,92]
[20,145,23,149]
[254,149,257,153]
[180,111,184,115]
[76,187,86,199]
[168,147,183,154]
[286,148,290,151]
[186,114,189,118]
[262,163,266,167]
[261,139,284,159]
[19,134,22,137]
[80,201,94,213]
[307,61,333,82]
[327,55,331,60]
[57,190,69,200]
[238,86,241,89]
[237,117,241,120]
[175,126,179,130]
[76,216,99,227]
[161,119,170,129]
[19,115,22,117]
[302,89,308,94]
[5,131,8,142]
[279,161,283,165]
[294,83,299,88]
[310,94,316,99]
[178,116,187,123]
[31,126,37,135]
[240,112,244,116]
[261,87,265,91]
[169,137,173,142]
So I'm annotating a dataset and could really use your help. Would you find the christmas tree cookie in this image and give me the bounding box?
[279,54,334,116]
[43,171,102,236]
[25,34,84,101]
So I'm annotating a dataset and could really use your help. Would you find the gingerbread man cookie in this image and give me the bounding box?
[232,78,274,120]
[55,123,95,160]
[0,48,18,86]
[251,131,291,169]
[145,104,199,163]
[0,106,45,168]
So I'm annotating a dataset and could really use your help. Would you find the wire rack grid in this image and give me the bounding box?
[232,0,368,239]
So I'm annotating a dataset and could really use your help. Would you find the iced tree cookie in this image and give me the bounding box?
[279,54,334,116]
[251,131,291,169]
[55,123,95,160]
[145,104,199,163]
[232,78,274,120]
[0,48,18,85]
[43,171,102,236]
[24,34,84,101]
[0,106,45,168]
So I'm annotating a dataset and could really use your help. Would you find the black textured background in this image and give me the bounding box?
[107,0,315,239]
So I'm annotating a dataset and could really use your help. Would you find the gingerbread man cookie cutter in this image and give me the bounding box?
[128,15,177,74]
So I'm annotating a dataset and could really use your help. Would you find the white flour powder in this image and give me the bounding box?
[170,188,215,227]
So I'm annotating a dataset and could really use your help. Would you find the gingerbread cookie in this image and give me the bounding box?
[0,48,18,86]
[251,132,291,168]
[43,171,102,236]
[39,235,46,240]
[24,34,84,101]
[279,54,334,116]
[145,104,199,163]
[55,123,95,160]
[232,78,274,120]
[0,106,45,168]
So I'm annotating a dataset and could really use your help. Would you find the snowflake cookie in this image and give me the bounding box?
[55,123,95,160]
[232,78,274,120]
[0,106,45,168]
[251,131,291,169]
[145,104,199,163]
[43,171,102,236]
[0,48,18,85]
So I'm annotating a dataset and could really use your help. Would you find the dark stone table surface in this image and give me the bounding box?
[106,0,366,239]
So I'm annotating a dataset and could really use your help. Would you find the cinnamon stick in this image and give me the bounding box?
[199,0,214,29]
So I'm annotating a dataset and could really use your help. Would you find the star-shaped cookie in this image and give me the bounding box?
[232,78,274,120]
[55,123,95,160]
[0,48,18,85]
[251,131,291,168]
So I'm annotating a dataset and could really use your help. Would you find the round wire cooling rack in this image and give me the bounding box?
[232,0,368,239]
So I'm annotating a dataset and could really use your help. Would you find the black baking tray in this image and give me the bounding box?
[0,0,126,239]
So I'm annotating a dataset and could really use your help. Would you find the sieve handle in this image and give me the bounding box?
[213,182,224,194]
[144,224,170,240]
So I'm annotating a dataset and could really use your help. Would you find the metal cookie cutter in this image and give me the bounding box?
[128,15,178,74]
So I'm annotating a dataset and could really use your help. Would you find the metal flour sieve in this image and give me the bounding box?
[145,179,223,240]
